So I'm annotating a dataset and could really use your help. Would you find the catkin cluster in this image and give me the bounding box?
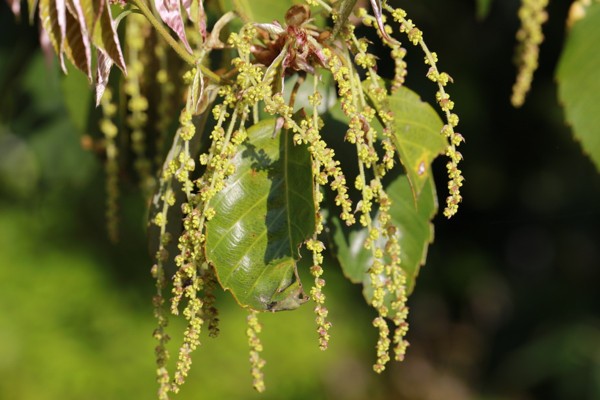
[113,0,466,396]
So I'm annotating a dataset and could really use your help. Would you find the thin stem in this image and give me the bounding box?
[130,0,224,84]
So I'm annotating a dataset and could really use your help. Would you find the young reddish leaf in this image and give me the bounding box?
[63,7,92,80]
[67,0,104,38]
[56,0,67,67]
[181,0,206,38]
[95,48,112,105]
[6,0,21,17]
[38,0,67,71]
[28,0,39,22]
[91,0,126,72]
[197,0,207,39]
[154,0,193,54]
[368,0,400,45]
[64,0,93,79]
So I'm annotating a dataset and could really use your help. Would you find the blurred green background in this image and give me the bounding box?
[1,1,599,399]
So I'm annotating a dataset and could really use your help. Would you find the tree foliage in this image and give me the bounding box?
[4,0,600,398]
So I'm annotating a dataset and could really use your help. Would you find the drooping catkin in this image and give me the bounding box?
[247,310,266,392]
[511,0,549,107]
[98,87,119,243]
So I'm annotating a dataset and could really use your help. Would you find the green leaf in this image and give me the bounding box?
[331,174,438,298]
[205,119,316,311]
[556,2,600,171]
[219,0,297,23]
[60,61,93,134]
[476,0,493,20]
[368,84,447,198]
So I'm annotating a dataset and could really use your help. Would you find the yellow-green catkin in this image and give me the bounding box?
[356,7,407,92]
[329,39,404,371]
[125,15,153,195]
[343,8,416,371]
[247,310,266,393]
[511,0,549,107]
[151,238,171,400]
[387,4,465,218]
[306,74,332,351]
[98,87,119,243]
[151,181,176,398]
[151,68,203,396]
[169,26,266,390]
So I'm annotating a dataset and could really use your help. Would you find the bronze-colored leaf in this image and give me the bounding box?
[38,0,66,71]
[63,6,92,80]
[91,0,126,72]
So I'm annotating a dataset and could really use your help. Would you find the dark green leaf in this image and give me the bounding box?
[332,174,437,299]
[476,0,493,20]
[556,2,600,171]
[206,119,316,311]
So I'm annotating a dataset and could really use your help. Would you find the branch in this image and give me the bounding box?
[129,0,224,84]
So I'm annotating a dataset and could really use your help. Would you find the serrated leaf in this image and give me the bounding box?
[95,48,112,105]
[368,85,446,198]
[205,119,315,311]
[38,0,66,71]
[91,0,126,72]
[63,7,92,79]
[332,174,437,299]
[72,0,101,33]
[556,2,600,171]
[154,0,193,53]
[28,0,39,22]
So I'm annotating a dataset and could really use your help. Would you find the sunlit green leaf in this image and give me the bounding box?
[219,0,297,23]
[556,2,600,171]
[206,119,315,311]
[331,174,437,299]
